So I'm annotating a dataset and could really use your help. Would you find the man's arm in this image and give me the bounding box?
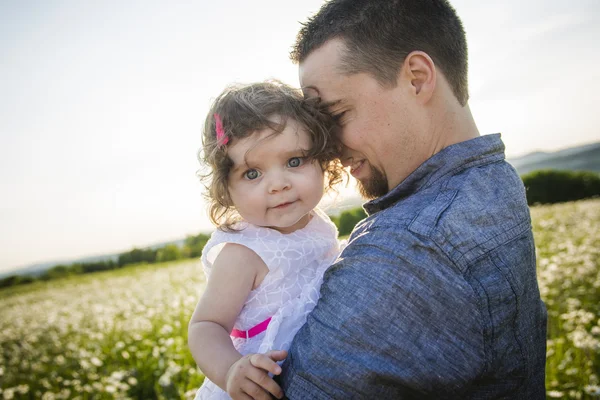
[279,227,486,399]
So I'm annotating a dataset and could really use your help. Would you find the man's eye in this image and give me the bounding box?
[287,157,303,168]
[333,111,346,123]
[244,169,260,180]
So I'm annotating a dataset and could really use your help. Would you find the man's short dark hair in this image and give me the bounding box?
[291,0,469,105]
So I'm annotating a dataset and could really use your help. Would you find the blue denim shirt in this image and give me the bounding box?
[279,134,547,399]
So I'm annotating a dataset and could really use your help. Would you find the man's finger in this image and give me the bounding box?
[249,353,284,375]
[247,366,284,399]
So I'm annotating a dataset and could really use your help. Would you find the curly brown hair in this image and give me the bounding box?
[198,81,346,230]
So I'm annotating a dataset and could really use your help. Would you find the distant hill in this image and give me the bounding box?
[507,142,600,176]
[4,141,598,279]
[0,238,187,280]
[0,255,119,280]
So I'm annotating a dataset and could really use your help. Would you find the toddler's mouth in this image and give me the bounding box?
[273,201,295,209]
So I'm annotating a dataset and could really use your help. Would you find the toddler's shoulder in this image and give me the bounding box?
[201,224,278,277]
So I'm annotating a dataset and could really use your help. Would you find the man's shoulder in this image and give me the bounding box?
[364,160,531,262]
[411,159,532,265]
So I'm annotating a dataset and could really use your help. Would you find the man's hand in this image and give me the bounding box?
[225,350,288,400]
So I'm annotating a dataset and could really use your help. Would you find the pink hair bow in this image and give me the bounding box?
[214,113,229,146]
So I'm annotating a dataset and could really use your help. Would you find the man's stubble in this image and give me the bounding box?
[357,164,389,200]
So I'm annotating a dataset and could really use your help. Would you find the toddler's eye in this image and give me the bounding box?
[244,169,260,180]
[287,157,303,168]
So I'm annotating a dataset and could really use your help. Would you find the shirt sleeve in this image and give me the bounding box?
[279,226,486,399]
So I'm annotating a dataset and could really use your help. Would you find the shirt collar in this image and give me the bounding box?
[364,134,506,215]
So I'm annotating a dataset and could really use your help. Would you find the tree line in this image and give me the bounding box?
[0,233,211,290]
[1,169,598,290]
[521,170,600,205]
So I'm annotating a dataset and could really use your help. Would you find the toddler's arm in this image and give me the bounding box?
[188,243,284,400]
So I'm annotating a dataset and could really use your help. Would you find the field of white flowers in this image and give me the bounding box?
[0,262,205,399]
[0,199,599,400]
[535,200,600,398]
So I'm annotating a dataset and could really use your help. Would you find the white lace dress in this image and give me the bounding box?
[194,208,340,400]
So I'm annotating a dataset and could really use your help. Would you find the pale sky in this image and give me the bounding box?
[1,0,599,273]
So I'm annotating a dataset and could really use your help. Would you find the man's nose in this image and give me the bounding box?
[340,147,355,168]
[340,156,353,168]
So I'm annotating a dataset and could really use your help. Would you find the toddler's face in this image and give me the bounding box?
[227,118,324,233]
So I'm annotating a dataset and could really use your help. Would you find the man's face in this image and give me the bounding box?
[299,38,418,200]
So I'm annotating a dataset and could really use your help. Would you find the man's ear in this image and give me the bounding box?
[400,51,436,104]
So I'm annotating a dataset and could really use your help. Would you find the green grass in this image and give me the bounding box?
[1,199,599,399]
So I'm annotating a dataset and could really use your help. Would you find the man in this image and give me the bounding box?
[274,0,547,398]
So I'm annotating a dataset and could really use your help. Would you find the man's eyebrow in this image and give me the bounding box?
[301,85,320,98]
[300,86,343,111]
[321,99,343,110]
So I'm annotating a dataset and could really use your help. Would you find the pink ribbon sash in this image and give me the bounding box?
[230,317,272,339]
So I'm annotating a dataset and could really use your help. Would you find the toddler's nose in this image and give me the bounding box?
[268,173,291,193]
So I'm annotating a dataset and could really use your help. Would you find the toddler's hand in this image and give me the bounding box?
[225,350,287,400]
